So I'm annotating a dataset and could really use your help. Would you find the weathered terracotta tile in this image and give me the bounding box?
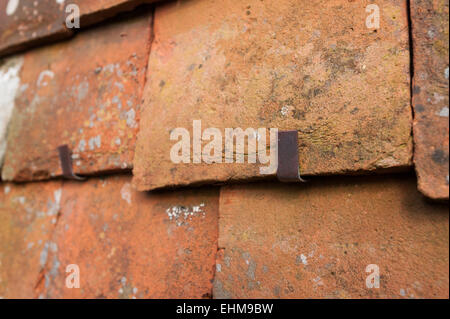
[133,0,413,191]
[215,175,449,299]
[40,176,219,299]
[0,180,63,299]
[0,55,23,170]
[411,0,449,200]
[0,0,167,58]
[2,12,152,182]
[0,0,72,57]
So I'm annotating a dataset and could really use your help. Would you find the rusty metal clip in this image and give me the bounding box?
[277,130,306,183]
[57,145,85,181]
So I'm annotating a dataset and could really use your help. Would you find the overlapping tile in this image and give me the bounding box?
[215,175,449,298]
[39,176,219,299]
[411,0,449,200]
[2,11,152,182]
[0,0,165,58]
[133,0,413,191]
[0,0,72,57]
[0,180,63,299]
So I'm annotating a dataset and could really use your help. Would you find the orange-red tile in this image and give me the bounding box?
[2,11,152,182]
[215,175,449,298]
[411,0,449,200]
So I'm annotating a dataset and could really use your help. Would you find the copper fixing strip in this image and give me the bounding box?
[57,144,85,181]
[277,130,306,183]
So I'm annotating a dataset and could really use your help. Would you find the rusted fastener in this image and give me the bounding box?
[57,145,85,181]
[277,130,306,183]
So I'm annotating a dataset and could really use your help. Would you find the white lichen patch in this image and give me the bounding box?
[88,135,101,150]
[438,107,449,118]
[296,254,308,266]
[313,276,324,287]
[6,0,20,16]
[120,183,132,205]
[0,56,23,166]
[13,196,26,205]
[39,242,50,267]
[117,275,138,299]
[280,105,291,117]
[166,203,206,227]
[47,188,62,216]
[77,82,89,101]
[125,109,137,128]
[112,96,122,109]
[78,139,86,152]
